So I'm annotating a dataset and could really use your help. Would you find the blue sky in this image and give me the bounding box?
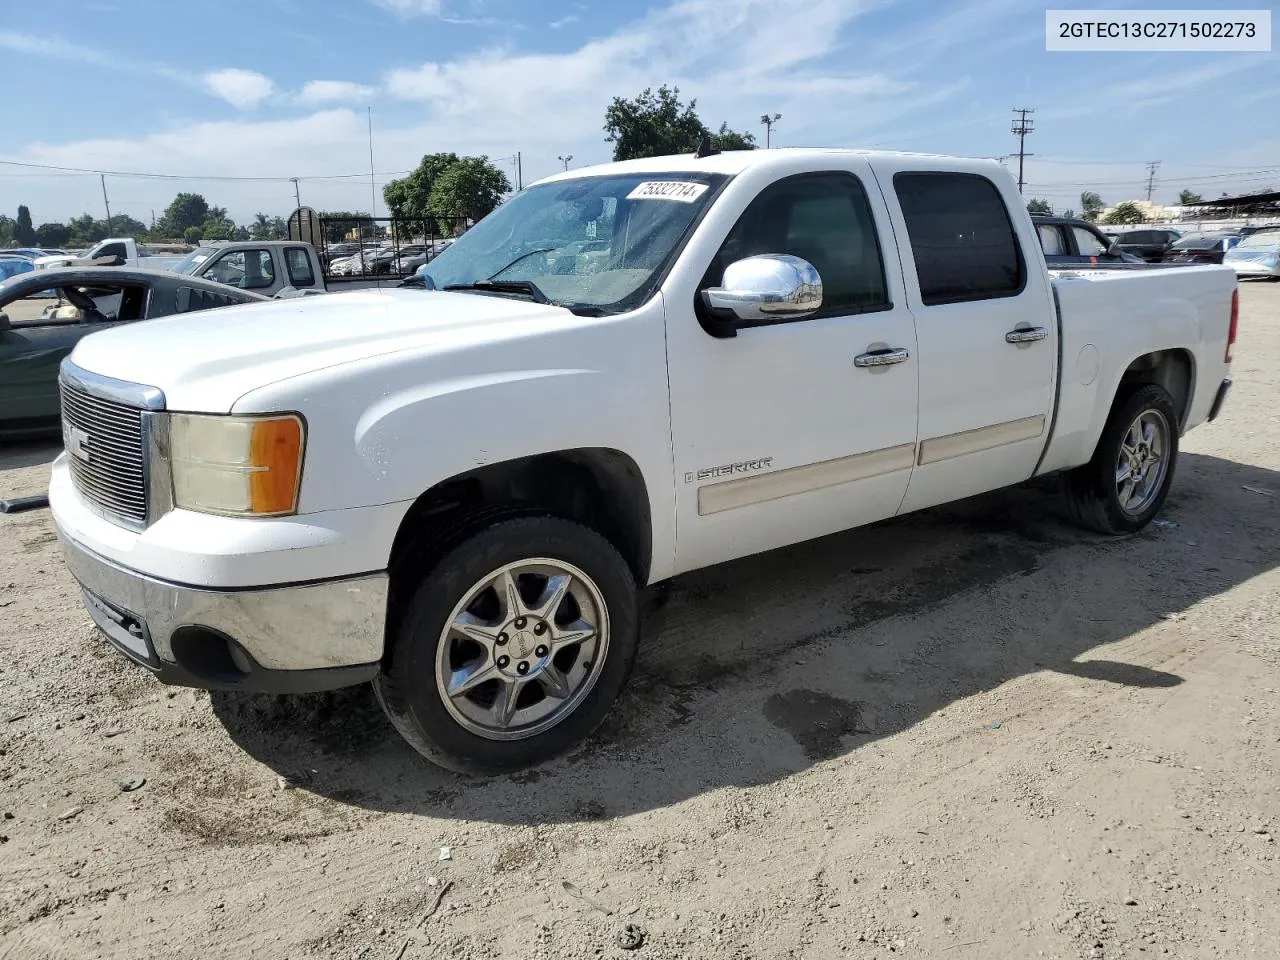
[1,0,1276,224]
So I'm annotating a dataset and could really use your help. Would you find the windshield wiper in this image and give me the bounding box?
[444,279,551,304]
[485,247,558,280]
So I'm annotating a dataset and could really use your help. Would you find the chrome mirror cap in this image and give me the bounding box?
[703,254,823,322]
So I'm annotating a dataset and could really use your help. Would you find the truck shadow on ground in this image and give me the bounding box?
[212,452,1280,823]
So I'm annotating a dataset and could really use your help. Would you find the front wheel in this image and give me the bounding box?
[1064,383,1179,535]
[375,515,638,775]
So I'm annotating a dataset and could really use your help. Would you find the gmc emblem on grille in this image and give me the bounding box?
[66,425,92,462]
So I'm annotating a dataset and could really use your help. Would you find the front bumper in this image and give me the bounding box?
[56,521,387,693]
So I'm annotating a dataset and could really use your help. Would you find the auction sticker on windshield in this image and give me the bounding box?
[626,181,711,202]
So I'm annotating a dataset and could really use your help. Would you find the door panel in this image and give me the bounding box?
[663,160,920,575]
[872,162,1058,514]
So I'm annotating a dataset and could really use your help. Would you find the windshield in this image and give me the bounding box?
[1173,236,1224,250]
[418,172,727,314]
[172,246,218,274]
[1236,231,1280,250]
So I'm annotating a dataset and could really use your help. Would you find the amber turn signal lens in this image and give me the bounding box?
[249,417,303,514]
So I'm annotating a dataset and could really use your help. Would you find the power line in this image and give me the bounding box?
[1145,160,1161,202]
[0,158,414,182]
[1011,107,1035,193]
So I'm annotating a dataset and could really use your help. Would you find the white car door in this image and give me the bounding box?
[871,159,1058,514]
[663,160,920,575]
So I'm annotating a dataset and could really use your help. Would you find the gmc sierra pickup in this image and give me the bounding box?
[49,148,1237,774]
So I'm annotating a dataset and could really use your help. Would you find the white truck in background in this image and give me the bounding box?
[50,148,1237,775]
[34,238,181,272]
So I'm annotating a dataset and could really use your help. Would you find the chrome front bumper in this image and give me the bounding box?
[56,521,387,693]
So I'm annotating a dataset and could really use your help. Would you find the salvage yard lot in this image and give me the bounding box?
[2,284,1279,960]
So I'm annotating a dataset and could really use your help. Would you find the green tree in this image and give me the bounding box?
[1178,189,1203,205]
[0,214,14,246]
[160,193,210,238]
[383,152,461,220]
[1080,191,1104,222]
[711,122,756,152]
[1062,208,1077,219]
[250,213,287,240]
[14,205,36,245]
[1026,198,1053,215]
[200,211,236,241]
[183,225,203,244]
[35,222,72,247]
[427,156,511,229]
[107,214,147,237]
[604,85,708,161]
[1101,201,1147,225]
[316,210,373,244]
[67,214,106,246]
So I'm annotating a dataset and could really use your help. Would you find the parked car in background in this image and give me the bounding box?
[1113,228,1182,263]
[0,268,267,439]
[1163,233,1241,265]
[3,247,69,260]
[1032,215,1144,265]
[0,256,37,282]
[49,148,1238,774]
[171,241,326,297]
[1225,231,1280,279]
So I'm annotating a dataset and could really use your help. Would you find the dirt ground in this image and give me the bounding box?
[2,284,1279,960]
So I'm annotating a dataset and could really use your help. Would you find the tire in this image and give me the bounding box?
[374,515,639,775]
[1063,383,1179,535]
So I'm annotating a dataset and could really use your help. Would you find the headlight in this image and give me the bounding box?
[169,413,304,517]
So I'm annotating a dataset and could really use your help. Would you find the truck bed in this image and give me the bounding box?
[1037,263,1237,475]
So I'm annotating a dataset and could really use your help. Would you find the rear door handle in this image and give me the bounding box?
[1005,326,1048,344]
[854,347,910,368]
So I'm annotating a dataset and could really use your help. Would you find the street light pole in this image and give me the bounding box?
[558,155,573,171]
[760,113,781,149]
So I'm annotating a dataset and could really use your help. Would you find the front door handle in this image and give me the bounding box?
[1005,326,1048,344]
[854,347,910,368]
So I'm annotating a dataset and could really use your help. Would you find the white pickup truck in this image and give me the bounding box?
[34,238,178,272]
[50,149,1237,774]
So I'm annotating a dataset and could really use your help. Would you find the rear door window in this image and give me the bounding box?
[892,172,1025,305]
[1037,224,1066,256]
[284,247,315,287]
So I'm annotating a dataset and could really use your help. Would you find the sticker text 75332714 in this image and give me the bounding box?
[625,181,711,203]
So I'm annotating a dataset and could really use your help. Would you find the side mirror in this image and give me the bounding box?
[1106,239,1124,257]
[701,254,823,327]
[0,312,9,333]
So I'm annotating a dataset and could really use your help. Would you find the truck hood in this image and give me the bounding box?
[68,288,586,412]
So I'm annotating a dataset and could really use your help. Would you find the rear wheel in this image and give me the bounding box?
[1064,383,1179,535]
[375,515,638,775]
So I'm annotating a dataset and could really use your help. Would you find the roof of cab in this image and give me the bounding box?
[530,147,997,187]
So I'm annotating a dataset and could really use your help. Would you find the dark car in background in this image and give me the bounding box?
[0,268,266,439]
[1033,215,1145,265]
[1113,228,1182,263]
[1163,233,1242,265]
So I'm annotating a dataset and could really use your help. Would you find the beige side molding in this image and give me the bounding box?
[697,443,916,516]
[917,415,1045,465]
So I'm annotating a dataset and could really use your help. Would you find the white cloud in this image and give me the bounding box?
[299,80,377,104]
[549,15,579,29]
[0,30,189,84]
[204,68,275,109]
[371,0,443,16]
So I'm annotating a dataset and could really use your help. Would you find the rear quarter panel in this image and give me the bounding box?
[1037,264,1236,475]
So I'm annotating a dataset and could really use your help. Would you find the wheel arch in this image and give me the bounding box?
[387,446,654,596]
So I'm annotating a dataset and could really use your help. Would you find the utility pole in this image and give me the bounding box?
[100,174,112,232]
[290,177,301,210]
[760,112,781,148]
[1011,107,1035,193]
[516,151,523,191]
[1145,160,1161,202]
[366,107,377,217]
[558,155,573,171]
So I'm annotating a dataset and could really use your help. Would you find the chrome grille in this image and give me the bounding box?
[59,381,147,524]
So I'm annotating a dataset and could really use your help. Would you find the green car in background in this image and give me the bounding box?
[0,267,267,440]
